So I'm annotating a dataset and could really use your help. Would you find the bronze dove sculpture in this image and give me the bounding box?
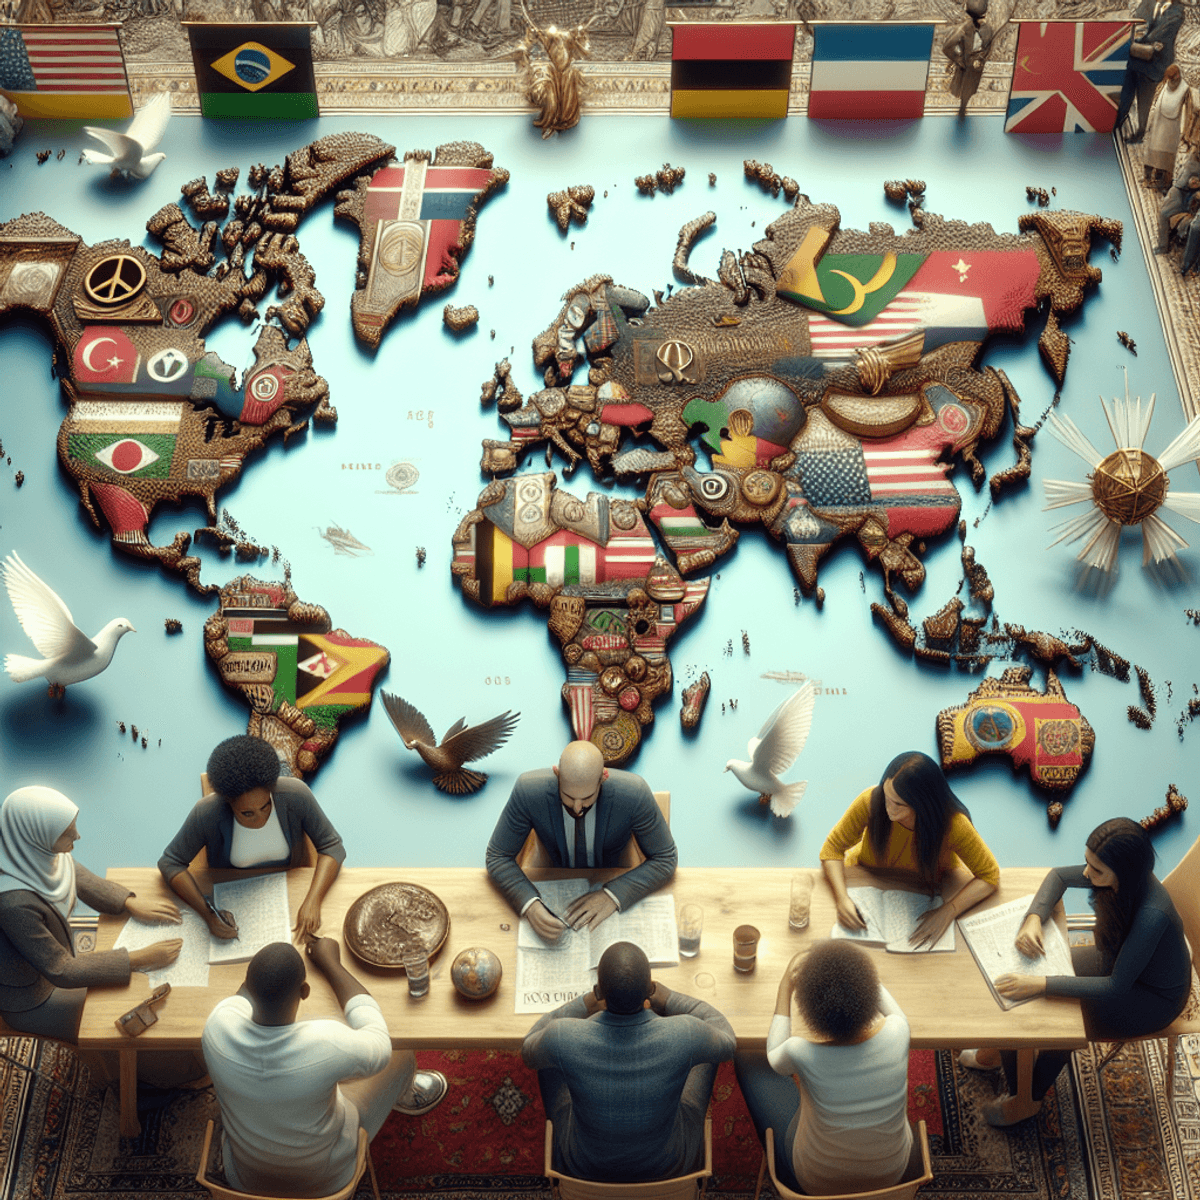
[381,692,519,794]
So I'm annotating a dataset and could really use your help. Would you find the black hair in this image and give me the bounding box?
[244,942,306,1006]
[792,940,881,1043]
[1086,817,1155,969]
[207,735,281,801]
[867,751,972,895]
[596,941,651,1015]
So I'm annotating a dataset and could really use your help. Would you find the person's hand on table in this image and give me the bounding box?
[834,896,867,931]
[293,895,323,943]
[646,981,671,1015]
[129,939,183,971]
[124,895,182,924]
[206,909,239,940]
[527,900,567,944]
[995,973,1046,1001]
[565,889,617,931]
[909,902,956,949]
[305,935,342,976]
[1014,913,1045,958]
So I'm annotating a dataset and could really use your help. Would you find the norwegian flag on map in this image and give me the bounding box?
[1004,21,1132,134]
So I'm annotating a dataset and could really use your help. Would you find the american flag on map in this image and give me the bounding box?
[1004,21,1132,134]
[0,24,131,118]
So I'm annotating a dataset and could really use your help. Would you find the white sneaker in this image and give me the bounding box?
[393,1070,448,1115]
[958,1049,999,1071]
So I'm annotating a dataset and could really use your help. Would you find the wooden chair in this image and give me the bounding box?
[1094,832,1200,1095]
[196,1119,381,1200]
[516,791,671,871]
[753,1120,933,1200]
[543,1110,711,1200]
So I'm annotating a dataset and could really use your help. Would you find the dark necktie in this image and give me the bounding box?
[573,813,588,869]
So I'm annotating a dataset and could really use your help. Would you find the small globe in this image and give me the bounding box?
[450,947,502,999]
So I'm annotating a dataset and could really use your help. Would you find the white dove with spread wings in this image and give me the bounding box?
[2,553,135,696]
[82,91,171,180]
[724,683,816,817]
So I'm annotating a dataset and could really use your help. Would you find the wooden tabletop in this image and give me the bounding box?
[84,864,1086,1054]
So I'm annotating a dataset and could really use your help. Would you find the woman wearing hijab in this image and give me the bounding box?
[0,786,182,1040]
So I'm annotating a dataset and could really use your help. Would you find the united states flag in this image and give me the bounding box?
[1004,21,1132,134]
[0,24,128,93]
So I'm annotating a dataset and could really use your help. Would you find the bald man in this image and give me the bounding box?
[522,942,735,1182]
[486,741,677,942]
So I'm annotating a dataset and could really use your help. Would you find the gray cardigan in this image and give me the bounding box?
[158,776,346,882]
[0,863,133,1014]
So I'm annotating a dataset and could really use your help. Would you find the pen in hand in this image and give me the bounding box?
[203,894,239,939]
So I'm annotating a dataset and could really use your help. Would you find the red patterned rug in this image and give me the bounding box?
[2,1034,1196,1198]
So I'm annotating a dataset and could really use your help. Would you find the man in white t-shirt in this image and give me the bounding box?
[202,938,447,1198]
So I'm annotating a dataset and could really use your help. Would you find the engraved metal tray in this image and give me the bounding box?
[343,882,450,969]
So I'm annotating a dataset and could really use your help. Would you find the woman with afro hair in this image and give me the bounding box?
[159,735,345,941]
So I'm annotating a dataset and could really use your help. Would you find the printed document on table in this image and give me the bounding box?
[957,895,1075,1009]
[829,886,955,953]
[115,906,211,987]
[208,873,292,965]
[514,882,677,1013]
[517,879,678,965]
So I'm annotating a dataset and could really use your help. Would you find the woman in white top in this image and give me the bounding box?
[158,735,346,943]
[734,941,915,1196]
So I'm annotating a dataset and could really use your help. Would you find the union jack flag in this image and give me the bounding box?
[1005,21,1132,134]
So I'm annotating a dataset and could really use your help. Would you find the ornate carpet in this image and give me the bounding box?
[1,1037,1196,1199]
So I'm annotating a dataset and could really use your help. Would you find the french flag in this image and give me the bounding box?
[808,24,934,120]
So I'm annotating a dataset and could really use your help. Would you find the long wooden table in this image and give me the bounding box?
[88,864,1085,1137]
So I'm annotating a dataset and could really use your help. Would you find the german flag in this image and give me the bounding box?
[185,22,317,119]
[669,22,795,120]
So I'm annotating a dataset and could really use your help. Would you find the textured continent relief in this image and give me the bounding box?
[460,192,1120,764]
[0,135,505,594]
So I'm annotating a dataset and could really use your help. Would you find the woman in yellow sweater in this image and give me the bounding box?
[820,751,1000,948]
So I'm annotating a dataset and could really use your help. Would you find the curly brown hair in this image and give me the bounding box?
[792,940,881,1043]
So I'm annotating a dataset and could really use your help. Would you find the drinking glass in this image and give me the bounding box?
[404,950,430,997]
[733,924,760,973]
[678,904,704,958]
[789,870,814,930]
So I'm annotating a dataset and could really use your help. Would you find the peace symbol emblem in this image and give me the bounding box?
[84,255,146,307]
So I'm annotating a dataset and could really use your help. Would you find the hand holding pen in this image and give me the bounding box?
[203,893,240,940]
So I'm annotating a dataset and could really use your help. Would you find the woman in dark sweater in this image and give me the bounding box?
[967,816,1191,1126]
[158,735,346,942]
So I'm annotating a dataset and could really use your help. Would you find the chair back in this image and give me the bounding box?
[195,1119,379,1200]
[544,1112,710,1200]
[1162,834,1200,976]
[763,1120,932,1200]
[618,791,671,868]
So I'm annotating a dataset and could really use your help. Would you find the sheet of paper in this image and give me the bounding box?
[956,895,1075,1009]
[587,895,678,968]
[208,872,292,965]
[830,886,955,953]
[513,886,679,1012]
[113,906,211,988]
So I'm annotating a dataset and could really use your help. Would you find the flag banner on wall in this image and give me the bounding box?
[808,23,934,120]
[1004,21,1132,133]
[0,24,132,120]
[185,22,317,119]
[669,22,796,119]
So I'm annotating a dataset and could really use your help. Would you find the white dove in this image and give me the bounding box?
[82,91,171,180]
[724,683,816,817]
[2,553,135,696]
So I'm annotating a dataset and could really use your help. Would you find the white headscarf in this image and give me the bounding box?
[0,787,79,920]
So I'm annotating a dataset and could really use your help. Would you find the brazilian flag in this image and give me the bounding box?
[185,22,318,119]
[777,229,927,328]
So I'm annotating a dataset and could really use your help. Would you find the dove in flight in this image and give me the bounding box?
[2,553,135,697]
[381,692,519,794]
[82,91,171,180]
[724,683,816,817]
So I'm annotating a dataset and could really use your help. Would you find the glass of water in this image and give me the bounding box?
[678,904,704,958]
[404,950,430,997]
